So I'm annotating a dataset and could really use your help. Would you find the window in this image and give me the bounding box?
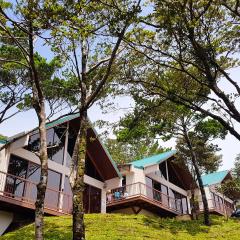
[27,126,66,165]
[49,126,66,165]
[5,155,28,198]
[159,162,167,179]
[45,170,62,209]
[65,125,78,167]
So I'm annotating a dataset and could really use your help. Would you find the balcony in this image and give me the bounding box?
[106,182,188,216]
[198,199,234,217]
[0,171,72,215]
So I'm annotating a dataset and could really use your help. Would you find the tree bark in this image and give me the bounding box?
[190,186,198,220]
[28,18,48,240]
[71,110,88,240]
[183,128,210,226]
[35,103,48,240]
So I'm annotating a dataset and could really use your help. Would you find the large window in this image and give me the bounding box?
[5,155,62,210]
[27,125,66,165]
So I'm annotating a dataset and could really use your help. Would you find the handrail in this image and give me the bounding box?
[106,182,184,214]
[0,170,71,195]
[0,170,72,214]
[198,199,234,216]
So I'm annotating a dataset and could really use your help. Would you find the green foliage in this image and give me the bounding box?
[1,214,240,240]
[233,153,240,178]
[0,133,7,141]
[104,138,167,164]
[176,133,222,174]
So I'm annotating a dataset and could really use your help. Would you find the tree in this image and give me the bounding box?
[104,138,167,164]
[0,1,69,239]
[45,1,142,239]
[234,153,240,178]
[121,0,240,142]
[115,95,226,225]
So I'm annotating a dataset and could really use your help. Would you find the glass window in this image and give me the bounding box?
[146,177,153,199]
[182,197,188,214]
[26,162,40,201]
[45,170,61,210]
[27,126,66,165]
[63,176,73,212]
[66,126,78,167]
[159,162,167,179]
[49,126,66,165]
[27,133,40,152]
[161,184,169,206]
[5,155,28,198]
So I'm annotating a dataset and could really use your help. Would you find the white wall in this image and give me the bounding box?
[0,211,13,236]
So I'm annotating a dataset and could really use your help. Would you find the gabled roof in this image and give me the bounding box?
[130,150,177,169]
[201,170,230,186]
[1,113,121,179]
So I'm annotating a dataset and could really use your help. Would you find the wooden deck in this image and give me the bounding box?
[0,171,72,216]
[106,182,185,216]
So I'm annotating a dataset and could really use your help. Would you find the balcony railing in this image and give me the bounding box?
[106,182,186,215]
[198,199,234,216]
[0,171,72,215]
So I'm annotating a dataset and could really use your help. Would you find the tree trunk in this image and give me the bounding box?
[28,17,48,240]
[183,129,210,226]
[35,103,48,240]
[71,110,88,240]
[190,187,198,220]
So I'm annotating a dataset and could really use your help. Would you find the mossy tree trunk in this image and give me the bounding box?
[183,127,210,226]
[71,110,88,240]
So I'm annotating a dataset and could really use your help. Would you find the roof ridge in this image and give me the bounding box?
[201,169,229,177]
[130,149,176,164]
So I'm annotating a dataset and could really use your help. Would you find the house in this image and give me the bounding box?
[0,114,121,235]
[198,170,235,216]
[106,150,196,217]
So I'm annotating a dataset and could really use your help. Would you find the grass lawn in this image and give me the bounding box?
[1,214,240,240]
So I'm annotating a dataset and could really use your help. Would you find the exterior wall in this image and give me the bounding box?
[0,211,13,236]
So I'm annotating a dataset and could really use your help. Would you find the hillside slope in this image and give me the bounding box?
[1,214,240,240]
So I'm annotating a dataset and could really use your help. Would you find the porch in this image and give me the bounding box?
[0,171,72,216]
[199,198,234,217]
[106,182,188,216]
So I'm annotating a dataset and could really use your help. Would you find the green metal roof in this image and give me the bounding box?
[130,150,177,169]
[201,170,229,186]
[46,113,80,129]
[0,139,7,144]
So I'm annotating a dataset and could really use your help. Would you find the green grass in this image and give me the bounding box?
[1,214,240,240]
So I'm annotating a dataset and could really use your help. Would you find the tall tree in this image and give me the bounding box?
[0,1,68,239]
[121,0,240,141]
[104,138,166,164]
[47,1,142,239]
[115,97,226,225]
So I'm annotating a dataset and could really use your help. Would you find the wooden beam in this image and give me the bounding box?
[131,206,142,214]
